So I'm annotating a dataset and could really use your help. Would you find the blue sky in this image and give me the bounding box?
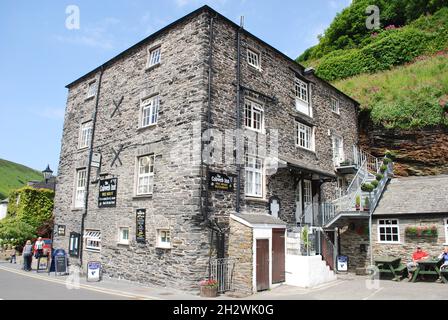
[0,0,350,173]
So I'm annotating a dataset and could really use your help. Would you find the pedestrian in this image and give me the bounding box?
[34,237,44,259]
[9,246,16,264]
[22,240,33,271]
[407,246,429,280]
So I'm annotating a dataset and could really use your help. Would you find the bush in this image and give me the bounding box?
[385,150,397,160]
[371,180,379,188]
[382,157,392,165]
[376,173,384,181]
[380,165,388,173]
[361,183,374,192]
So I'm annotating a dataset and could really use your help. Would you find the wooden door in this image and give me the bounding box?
[272,229,285,283]
[256,239,269,291]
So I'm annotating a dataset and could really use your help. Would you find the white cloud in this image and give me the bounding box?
[55,17,120,50]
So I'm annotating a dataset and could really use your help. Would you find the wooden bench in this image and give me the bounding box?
[377,263,408,281]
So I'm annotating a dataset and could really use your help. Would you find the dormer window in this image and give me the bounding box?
[295,77,312,117]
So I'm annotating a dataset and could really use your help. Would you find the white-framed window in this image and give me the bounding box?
[118,227,129,245]
[78,121,92,149]
[296,122,315,151]
[331,97,340,114]
[295,78,312,117]
[245,154,263,198]
[332,135,344,166]
[147,46,161,68]
[247,48,260,70]
[141,95,159,128]
[157,229,171,249]
[74,168,87,208]
[86,81,97,99]
[378,219,400,243]
[244,100,264,132]
[303,180,312,205]
[84,230,101,252]
[136,155,155,195]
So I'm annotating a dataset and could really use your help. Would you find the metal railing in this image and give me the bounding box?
[370,160,394,213]
[353,145,380,174]
[208,258,235,293]
[320,230,337,271]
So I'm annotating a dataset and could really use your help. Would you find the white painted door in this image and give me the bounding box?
[295,180,302,224]
[332,135,344,166]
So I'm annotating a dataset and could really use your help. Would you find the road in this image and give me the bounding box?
[0,266,130,300]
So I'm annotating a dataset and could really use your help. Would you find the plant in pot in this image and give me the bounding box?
[379,164,388,173]
[375,173,384,181]
[384,150,397,160]
[363,197,370,211]
[382,157,392,165]
[355,195,361,211]
[371,180,379,189]
[361,183,374,193]
[199,279,218,297]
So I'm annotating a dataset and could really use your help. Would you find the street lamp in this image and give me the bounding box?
[42,165,53,183]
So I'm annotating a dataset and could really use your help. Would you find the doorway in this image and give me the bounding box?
[256,239,269,291]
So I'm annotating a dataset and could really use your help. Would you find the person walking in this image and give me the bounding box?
[9,246,16,264]
[22,240,33,271]
[34,237,45,259]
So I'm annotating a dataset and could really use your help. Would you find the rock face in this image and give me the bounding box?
[359,115,448,176]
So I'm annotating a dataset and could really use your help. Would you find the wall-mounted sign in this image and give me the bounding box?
[136,209,146,244]
[98,178,117,207]
[268,196,281,218]
[69,232,80,257]
[57,225,66,236]
[87,261,102,282]
[91,152,102,168]
[208,172,235,192]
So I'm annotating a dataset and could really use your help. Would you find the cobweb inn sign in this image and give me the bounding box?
[208,172,235,192]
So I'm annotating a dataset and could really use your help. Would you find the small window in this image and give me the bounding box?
[247,48,260,70]
[245,154,263,198]
[78,121,92,149]
[74,168,87,208]
[84,230,101,252]
[331,97,340,114]
[136,155,155,195]
[378,219,400,243]
[296,122,315,151]
[157,229,171,249]
[141,95,159,128]
[86,81,97,99]
[118,227,129,245]
[147,47,161,68]
[244,100,264,132]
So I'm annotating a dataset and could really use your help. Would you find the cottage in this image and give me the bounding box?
[53,5,363,295]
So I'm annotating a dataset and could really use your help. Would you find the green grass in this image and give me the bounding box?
[0,159,43,200]
[333,53,448,129]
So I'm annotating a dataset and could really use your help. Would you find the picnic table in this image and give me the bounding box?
[411,258,446,283]
[374,256,407,281]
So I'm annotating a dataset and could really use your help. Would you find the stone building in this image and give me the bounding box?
[53,6,360,294]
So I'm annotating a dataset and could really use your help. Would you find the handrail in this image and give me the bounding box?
[370,160,394,213]
[353,145,380,174]
[320,229,337,271]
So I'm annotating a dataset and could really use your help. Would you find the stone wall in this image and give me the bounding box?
[372,215,448,264]
[339,221,370,271]
[228,218,253,295]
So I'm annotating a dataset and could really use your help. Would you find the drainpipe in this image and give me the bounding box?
[79,66,104,267]
[235,18,243,214]
[369,192,373,267]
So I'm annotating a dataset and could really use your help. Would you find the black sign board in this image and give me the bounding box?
[98,178,118,207]
[54,250,68,275]
[136,209,146,243]
[208,172,235,192]
[69,232,80,257]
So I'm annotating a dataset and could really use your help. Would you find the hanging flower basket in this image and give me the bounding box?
[199,279,218,297]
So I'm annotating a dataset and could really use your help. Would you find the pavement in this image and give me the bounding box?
[1,261,447,300]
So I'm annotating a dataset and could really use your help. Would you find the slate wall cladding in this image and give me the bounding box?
[54,7,359,292]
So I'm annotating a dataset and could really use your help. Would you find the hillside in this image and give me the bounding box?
[0,159,43,200]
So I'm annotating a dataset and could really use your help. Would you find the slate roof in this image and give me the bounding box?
[234,213,287,225]
[374,175,448,215]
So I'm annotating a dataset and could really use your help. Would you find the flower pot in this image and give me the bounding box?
[200,285,218,298]
[355,205,360,211]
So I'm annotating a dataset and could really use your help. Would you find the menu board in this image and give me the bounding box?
[55,254,67,274]
[136,209,146,243]
[98,178,117,207]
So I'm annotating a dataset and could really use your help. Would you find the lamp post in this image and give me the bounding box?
[42,165,53,184]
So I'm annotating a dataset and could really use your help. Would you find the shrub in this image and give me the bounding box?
[376,173,384,181]
[380,165,388,173]
[361,183,374,192]
[382,158,392,165]
[385,150,397,160]
[371,180,379,188]
[355,195,361,206]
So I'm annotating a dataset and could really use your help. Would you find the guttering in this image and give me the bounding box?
[235,20,242,214]
[79,66,104,267]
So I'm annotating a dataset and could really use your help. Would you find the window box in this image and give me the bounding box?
[405,226,438,238]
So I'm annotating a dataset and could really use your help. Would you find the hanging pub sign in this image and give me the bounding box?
[136,209,146,243]
[208,172,235,192]
[98,178,118,207]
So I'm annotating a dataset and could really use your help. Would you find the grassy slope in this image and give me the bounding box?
[333,53,448,129]
[0,159,42,200]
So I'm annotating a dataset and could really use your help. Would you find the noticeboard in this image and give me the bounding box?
[136,209,146,244]
[208,172,235,192]
[98,178,118,207]
[87,261,102,282]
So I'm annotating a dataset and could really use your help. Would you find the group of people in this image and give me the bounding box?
[406,246,448,281]
[9,237,46,272]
